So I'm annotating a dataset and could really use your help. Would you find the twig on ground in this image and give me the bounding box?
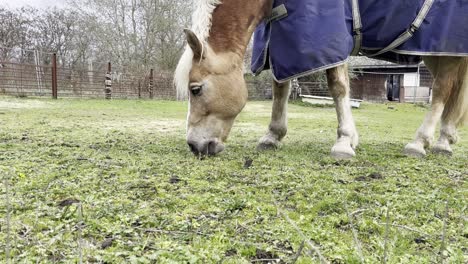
[77,203,84,264]
[272,199,329,264]
[378,223,431,238]
[332,170,365,263]
[383,205,391,264]
[142,228,207,236]
[3,172,11,264]
[344,203,365,263]
[250,259,280,263]
[350,209,368,217]
[290,241,305,264]
[142,227,291,254]
[439,199,449,262]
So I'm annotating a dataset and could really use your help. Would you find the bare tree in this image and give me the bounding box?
[69,0,191,72]
[0,7,36,62]
[33,8,81,66]
[0,0,192,73]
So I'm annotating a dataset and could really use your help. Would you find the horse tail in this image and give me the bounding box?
[442,57,468,127]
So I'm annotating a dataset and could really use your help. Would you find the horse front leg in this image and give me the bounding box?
[257,80,291,150]
[326,64,359,159]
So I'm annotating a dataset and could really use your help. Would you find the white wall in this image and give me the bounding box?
[404,72,430,102]
[404,73,420,87]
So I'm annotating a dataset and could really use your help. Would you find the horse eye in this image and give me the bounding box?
[190,85,202,96]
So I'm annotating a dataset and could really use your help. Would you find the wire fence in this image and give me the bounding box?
[0,62,53,97]
[0,47,435,103]
[0,61,175,99]
[0,47,175,100]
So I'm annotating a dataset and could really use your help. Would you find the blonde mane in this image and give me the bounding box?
[174,0,221,100]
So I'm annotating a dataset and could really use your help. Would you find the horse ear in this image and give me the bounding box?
[184,29,204,61]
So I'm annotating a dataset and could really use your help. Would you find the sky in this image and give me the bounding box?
[0,0,67,9]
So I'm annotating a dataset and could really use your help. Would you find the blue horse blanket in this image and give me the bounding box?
[251,0,468,82]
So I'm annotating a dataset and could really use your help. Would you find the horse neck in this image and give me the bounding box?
[207,0,272,61]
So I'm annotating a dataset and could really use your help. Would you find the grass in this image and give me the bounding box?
[0,97,467,263]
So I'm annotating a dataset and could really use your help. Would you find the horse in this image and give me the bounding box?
[174,0,468,158]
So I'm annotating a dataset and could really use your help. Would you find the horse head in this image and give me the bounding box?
[175,0,272,156]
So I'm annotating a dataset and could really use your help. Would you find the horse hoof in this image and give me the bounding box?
[257,142,278,151]
[432,144,453,156]
[257,136,280,151]
[403,143,426,158]
[331,146,355,160]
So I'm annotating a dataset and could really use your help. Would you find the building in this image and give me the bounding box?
[349,57,433,103]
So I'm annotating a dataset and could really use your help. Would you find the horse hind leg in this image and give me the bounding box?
[433,57,468,155]
[404,56,462,157]
[432,121,458,155]
[257,80,291,150]
[327,64,359,159]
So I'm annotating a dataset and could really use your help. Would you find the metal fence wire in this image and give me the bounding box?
[0,47,175,99]
[0,61,175,99]
[1,47,434,102]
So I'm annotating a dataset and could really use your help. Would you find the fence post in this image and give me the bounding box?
[413,64,420,104]
[51,53,58,99]
[399,86,405,103]
[138,80,141,99]
[149,69,154,99]
[105,62,112,99]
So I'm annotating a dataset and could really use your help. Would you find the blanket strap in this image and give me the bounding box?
[367,0,435,57]
[350,0,362,56]
[267,4,288,23]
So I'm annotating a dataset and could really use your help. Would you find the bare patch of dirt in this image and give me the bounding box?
[355,172,384,182]
[225,248,237,257]
[57,198,80,207]
[98,119,184,132]
[251,248,282,263]
[244,157,253,169]
[101,238,114,249]
[0,99,50,109]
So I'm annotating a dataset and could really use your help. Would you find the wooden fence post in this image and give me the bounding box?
[51,53,58,99]
[138,80,141,99]
[149,69,154,99]
[105,62,112,99]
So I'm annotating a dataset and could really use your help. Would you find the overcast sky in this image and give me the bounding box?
[0,0,67,9]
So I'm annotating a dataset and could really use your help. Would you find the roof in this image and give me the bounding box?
[348,56,421,69]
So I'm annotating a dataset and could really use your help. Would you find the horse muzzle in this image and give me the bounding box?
[187,139,225,156]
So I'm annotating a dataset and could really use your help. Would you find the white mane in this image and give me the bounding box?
[174,0,221,100]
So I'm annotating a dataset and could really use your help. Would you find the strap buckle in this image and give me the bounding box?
[267,4,288,23]
[409,24,419,34]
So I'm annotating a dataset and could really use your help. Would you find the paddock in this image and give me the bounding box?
[1,97,466,263]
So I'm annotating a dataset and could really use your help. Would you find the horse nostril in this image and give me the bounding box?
[207,140,217,155]
[188,142,198,154]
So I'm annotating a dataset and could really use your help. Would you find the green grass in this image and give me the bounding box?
[0,97,467,263]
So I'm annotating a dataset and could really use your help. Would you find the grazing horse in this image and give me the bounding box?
[175,0,468,158]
